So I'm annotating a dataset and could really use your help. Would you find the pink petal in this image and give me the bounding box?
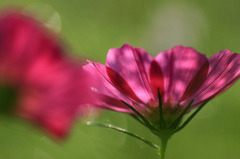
[83,63,133,113]
[154,46,208,106]
[0,11,93,138]
[149,60,164,98]
[180,61,209,101]
[106,44,155,104]
[186,50,240,106]
[97,94,133,113]
[35,109,74,139]
[18,62,94,139]
[0,11,63,84]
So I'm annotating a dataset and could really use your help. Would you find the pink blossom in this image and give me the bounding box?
[84,44,240,123]
[0,11,94,139]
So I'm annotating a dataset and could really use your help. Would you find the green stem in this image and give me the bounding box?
[86,121,160,149]
[159,136,169,159]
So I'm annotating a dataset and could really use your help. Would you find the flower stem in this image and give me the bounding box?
[158,136,169,159]
[86,121,160,149]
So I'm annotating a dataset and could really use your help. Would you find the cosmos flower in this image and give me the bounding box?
[0,11,94,139]
[84,44,240,127]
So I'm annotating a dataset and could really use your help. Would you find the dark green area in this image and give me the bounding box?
[0,84,18,113]
[0,0,239,159]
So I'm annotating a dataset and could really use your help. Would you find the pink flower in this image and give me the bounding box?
[0,11,94,139]
[84,44,240,125]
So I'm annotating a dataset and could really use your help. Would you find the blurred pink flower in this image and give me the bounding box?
[0,11,94,139]
[84,44,240,123]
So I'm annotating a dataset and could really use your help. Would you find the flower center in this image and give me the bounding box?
[0,84,18,113]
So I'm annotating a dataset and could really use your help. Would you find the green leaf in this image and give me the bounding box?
[173,100,209,133]
[170,100,194,129]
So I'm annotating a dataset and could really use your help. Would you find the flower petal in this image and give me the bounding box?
[187,50,240,106]
[0,11,94,139]
[18,62,95,139]
[0,11,63,83]
[154,46,208,106]
[97,94,133,113]
[180,61,209,102]
[83,63,133,113]
[149,60,164,98]
[106,44,155,103]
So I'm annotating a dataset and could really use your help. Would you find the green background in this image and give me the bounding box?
[0,0,240,158]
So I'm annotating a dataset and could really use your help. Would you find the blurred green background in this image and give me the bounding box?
[0,0,240,158]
